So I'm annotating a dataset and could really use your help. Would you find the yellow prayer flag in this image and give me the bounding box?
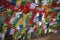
[21,27,27,34]
[15,18,24,27]
[3,27,7,33]
[16,0,22,6]
[23,14,27,20]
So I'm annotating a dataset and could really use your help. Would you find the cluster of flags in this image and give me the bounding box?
[0,0,60,40]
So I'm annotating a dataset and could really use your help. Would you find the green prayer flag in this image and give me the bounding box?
[8,10,13,16]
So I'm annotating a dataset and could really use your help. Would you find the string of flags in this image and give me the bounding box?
[0,0,60,40]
